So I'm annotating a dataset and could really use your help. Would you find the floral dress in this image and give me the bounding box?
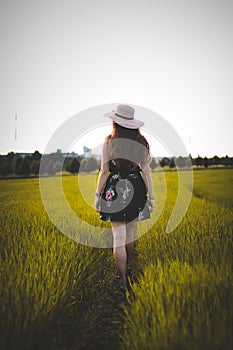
[100,158,150,222]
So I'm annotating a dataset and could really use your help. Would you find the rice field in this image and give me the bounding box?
[0,168,232,349]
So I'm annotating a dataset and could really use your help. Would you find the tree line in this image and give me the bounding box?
[150,154,233,170]
[0,151,100,176]
[0,151,232,177]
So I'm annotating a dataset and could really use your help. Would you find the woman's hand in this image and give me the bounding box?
[94,196,101,212]
[148,198,155,212]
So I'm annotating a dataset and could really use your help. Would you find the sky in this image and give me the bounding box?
[72,126,171,159]
[0,0,233,158]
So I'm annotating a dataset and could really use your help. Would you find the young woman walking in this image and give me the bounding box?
[95,104,154,291]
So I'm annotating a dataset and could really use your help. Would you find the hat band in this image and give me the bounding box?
[115,113,133,120]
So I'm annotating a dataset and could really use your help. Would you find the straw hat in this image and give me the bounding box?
[104,104,144,129]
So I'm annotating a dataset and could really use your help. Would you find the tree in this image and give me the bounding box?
[194,155,204,167]
[39,157,47,175]
[80,157,99,172]
[169,158,176,168]
[0,156,9,171]
[207,157,213,167]
[15,156,23,175]
[68,158,80,174]
[221,155,232,167]
[212,155,221,166]
[30,160,40,175]
[31,150,42,161]
[17,158,30,176]
[53,161,63,174]
[203,157,209,168]
[159,157,171,168]
[39,153,63,175]
[0,162,13,176]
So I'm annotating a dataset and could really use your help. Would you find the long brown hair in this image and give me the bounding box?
[105,122,150,166]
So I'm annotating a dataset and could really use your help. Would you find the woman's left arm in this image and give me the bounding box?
[96,162,109,196]
[94,162,109,212]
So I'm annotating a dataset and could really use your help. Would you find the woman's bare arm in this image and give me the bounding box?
[141,161,154,199]
[96,162,109,195]
[141,160,155,212]
[95,142,109,195]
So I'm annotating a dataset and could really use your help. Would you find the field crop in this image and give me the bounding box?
[0,169,232,350]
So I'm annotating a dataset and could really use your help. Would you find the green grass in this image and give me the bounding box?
[0,169,233,349]
[121,169,233,350]
[192,168,233,208]
[122,262,233,350]
[0,178,113,349]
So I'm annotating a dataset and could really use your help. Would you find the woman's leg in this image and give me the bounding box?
[111,221,127,289]
[125,221,137,262]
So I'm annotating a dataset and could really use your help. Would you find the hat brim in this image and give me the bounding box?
[104,112,144,129]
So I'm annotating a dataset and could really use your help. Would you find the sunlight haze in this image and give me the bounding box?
[1,0,232,157]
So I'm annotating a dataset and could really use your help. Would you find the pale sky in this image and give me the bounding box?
[70,125,171,158]
[1,0,233,157]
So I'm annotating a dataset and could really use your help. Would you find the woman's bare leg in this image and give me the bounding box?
[111,221,127,290]
[125,221,137,262]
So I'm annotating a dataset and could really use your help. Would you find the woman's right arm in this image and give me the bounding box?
[141,160,155,212]
[141,161,154,198]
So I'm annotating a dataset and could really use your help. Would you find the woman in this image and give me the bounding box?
[95,104,154,291]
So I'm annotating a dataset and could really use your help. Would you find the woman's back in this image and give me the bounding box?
[109,158,141,178]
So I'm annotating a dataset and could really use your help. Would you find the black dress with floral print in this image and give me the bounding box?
[100,158,150,222]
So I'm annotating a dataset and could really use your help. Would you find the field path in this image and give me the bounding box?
[84,248,141,350]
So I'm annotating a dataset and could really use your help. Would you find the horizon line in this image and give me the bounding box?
[1,149,232,159]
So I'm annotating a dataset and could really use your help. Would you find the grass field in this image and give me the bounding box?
[0,169,232,349]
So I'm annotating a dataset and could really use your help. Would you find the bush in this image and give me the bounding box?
[66,157,80,174]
